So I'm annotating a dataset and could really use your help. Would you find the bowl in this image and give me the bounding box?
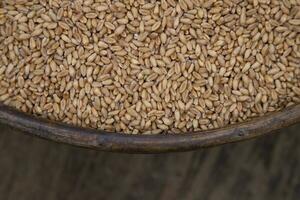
[0,103,299,153]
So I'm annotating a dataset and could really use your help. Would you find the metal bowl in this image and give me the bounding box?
[0,104,299,153]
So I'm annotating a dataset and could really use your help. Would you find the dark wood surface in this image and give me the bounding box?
[0,123,299,200]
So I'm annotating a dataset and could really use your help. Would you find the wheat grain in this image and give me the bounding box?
[0,0,299,134]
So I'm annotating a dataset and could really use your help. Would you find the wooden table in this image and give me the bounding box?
[0,123,299,200]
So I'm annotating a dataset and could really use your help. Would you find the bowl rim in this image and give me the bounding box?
[0,103,299,153]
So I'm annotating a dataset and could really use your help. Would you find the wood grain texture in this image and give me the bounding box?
[0,123,299,200]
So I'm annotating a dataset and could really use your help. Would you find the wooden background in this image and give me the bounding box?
[0,122,299,200]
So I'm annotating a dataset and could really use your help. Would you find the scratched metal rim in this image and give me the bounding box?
[0,104,299,153]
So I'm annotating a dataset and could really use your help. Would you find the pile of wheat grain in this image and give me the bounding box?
[0,0,299,134]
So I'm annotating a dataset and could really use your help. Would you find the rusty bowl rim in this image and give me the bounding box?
[0,103,299,153]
